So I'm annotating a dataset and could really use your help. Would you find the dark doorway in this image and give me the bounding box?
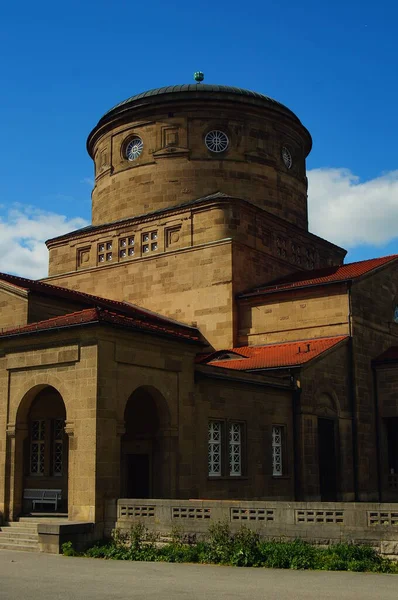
[126,454,150,498]
[318,418,337,501]
[121,386,173,499]
[386,418,398,474]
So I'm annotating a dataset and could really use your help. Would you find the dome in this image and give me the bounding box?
[97,83,301,125]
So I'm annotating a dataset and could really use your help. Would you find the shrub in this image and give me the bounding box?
[201,520,234,564]
[259,540,297,570]
[79,522,398,574]
[230,526,261,567]
[61,541,79,557]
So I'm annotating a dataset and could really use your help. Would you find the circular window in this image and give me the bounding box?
[126,137,143,161]
[281,146,293,169]
[205,130,229,153]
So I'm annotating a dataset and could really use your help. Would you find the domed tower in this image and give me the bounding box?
[46,81,345,348]
[86,84,312,229]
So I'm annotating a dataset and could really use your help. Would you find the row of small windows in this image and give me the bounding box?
[208,421,285,478]
[97,231,158,264]
[124,132,293,168]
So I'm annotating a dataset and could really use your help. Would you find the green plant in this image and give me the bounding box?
[230,526,261,567]
[78,523,398,574]
[61,541,79,557]
[202,520,234,564]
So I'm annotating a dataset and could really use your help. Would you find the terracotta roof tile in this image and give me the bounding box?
[202,336,348,371]
[240,255,398,298]
[0,271,199,340]
[0,307,201,343]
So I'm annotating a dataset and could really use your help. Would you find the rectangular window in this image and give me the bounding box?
[208,421,222,476]
[142,231,158,255]
[119,236,135,259]
[30,420,45,475]
[98,241,112,264]
[229,422,242,476]
[53,419,64,476]
[272,425,284,476]
[208,420,245,477]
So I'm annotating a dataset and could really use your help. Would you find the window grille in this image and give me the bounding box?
[53,419,64,475]
[208,421,222,476]
[30,420,45,475]
[229,423,242,476]
[142,231,158,255]
[98,241,112,264]
[272,426,283,476]
[119,236,135,259]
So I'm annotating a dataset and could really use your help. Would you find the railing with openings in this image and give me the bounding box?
[231,508,274,522]
[295,510,344,524]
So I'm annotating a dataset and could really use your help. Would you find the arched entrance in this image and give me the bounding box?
[120,386,173,498]
[16,386,68,514]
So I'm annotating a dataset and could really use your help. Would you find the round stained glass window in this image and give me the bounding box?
[282,146,293,169]
[126,137,143,161]
[205,130,229,153]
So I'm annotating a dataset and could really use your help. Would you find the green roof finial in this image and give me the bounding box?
[194,71,204,83]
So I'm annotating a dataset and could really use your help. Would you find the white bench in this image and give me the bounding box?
[24,489,62,511]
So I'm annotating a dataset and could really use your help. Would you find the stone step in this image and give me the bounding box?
[2,523,38,533]
[19,515,67,522]
[0,535,38,545]
[0,541,39,552]
[0,531,39,541]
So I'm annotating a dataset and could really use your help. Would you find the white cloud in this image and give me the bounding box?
[308,168,398,247]
[0,205,88,280]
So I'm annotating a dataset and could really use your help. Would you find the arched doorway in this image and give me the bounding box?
[121,386,173,499]
[18,386,68,514]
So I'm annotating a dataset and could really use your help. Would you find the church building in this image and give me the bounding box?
[0,81,397,531]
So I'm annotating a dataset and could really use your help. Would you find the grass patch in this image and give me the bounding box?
[61,521,398,574]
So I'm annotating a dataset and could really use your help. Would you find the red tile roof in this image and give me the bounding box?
[373,347,398,364]
[0,307,201,343]
[240,255,398,298]
[202,336,348,370]
[0,272,200,341]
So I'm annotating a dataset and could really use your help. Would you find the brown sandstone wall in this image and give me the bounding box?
[89,100,310,229]
[350,264,398,501]
[0,288,28,331]
[238,285,350,346]
[298,342,353,501]
[193,373,294,500]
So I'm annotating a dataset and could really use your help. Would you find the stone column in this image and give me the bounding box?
[158,427,178,498]
[64,420,75,520]
[8,422,28,521]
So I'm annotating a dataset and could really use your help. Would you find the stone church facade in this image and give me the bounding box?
[0,84,397,531]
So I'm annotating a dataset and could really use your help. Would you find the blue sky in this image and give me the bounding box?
[0,0,397,277]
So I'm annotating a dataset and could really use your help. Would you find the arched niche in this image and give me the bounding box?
[14,385,68,515]
[120,385,174,499]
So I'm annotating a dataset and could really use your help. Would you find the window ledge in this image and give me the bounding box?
[207,476,249,481]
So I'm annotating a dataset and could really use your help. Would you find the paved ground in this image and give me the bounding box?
[0,549,397,600]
